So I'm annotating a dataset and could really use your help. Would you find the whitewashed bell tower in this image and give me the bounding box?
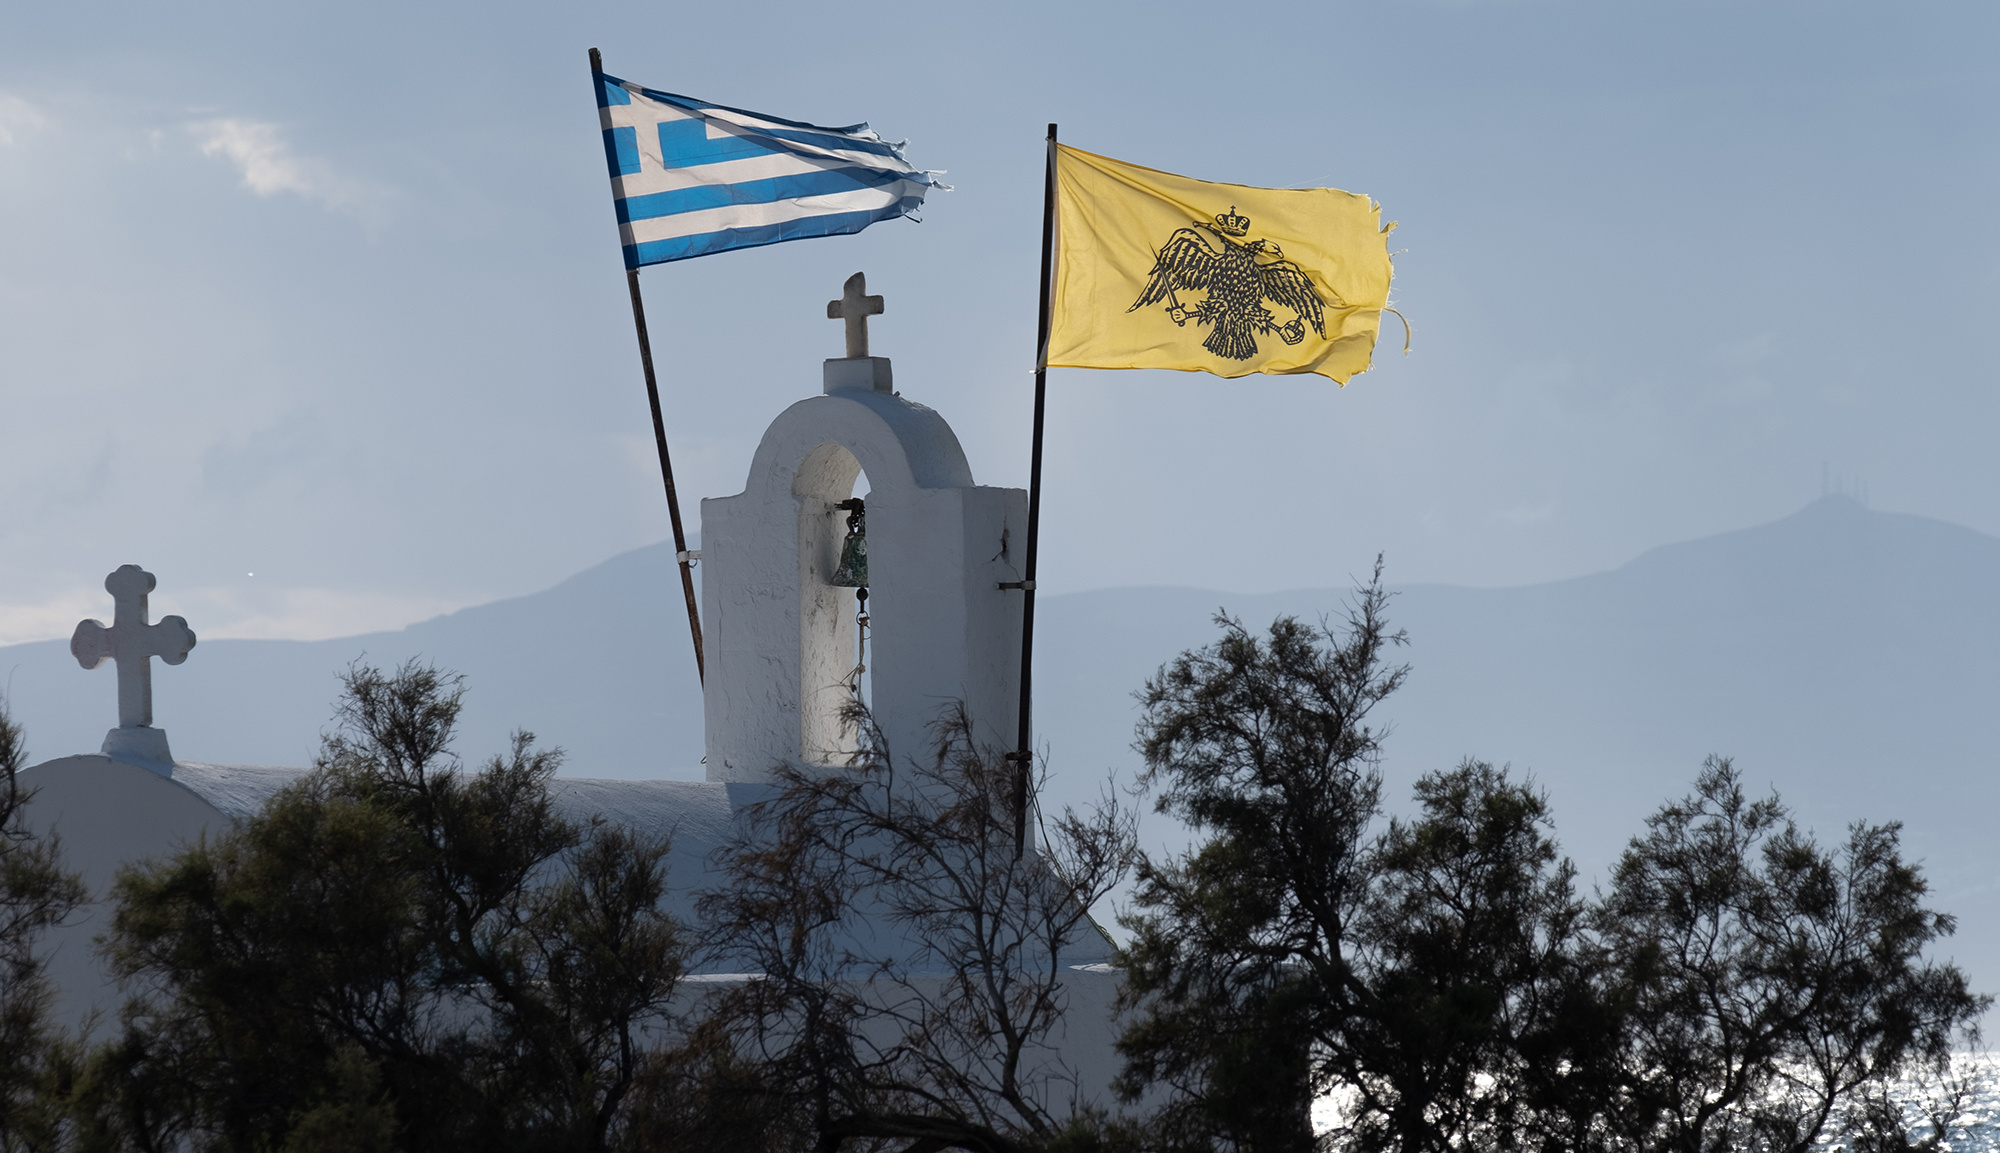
[700,274,1028,781]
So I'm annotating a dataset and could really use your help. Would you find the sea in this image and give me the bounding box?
[1307,1053,2000,1150]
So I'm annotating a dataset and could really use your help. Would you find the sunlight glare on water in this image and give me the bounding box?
[1308,1054,2000,1150]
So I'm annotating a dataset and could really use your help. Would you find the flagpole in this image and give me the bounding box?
[1010,123,1057,855]
[591,47,705,685]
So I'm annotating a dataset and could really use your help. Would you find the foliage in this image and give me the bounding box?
[1594,757,1989,1153]
[1116,567,1987,1153]
[12,578,1981,1153]
[1338,759,1603,1153]
[1116,565,1404,1152]
[0,696,89,1152]
[700,703,1139,1153]
[90,661,695,1153]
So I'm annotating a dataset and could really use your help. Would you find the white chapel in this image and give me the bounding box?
[18,274,1123,1100]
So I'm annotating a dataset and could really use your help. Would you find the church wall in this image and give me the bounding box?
[864,482,1027,766]
[699,467,802,780]
[856,482,971,767]
[955,485,1028,755]
[17,755,228,1034]
[700,478,806,780]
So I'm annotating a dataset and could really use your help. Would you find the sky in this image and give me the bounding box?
[0,0,1994,646]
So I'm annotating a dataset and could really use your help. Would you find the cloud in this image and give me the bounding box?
[1714,331,1778,366]
[0,589,111,648]
[0,94,50,145]
[190,117,390,220]
[1496,501,1558,526]
[0,582,479,646]
[165,584,481,642]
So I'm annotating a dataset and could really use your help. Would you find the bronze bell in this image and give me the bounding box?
[830,498,868,588]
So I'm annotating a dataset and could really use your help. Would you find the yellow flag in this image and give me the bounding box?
[1044,144,1396,384]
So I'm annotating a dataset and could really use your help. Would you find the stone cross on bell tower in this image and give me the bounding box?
[827,271,883,357]
[71,564,197,774]
[823,271,893,393]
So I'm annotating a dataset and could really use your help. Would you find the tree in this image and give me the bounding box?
[1594,758,1988,1153]
[1115,572,1404,1153]
[700,703,1139,1153]
[1116,573,1986,1153]
[94,661,696,1153]
[1115,574,1603,1153]
[0,696,89,1151]
[1338,760,1603,1153]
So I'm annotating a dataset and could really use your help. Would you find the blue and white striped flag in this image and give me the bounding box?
[594,73,947,269]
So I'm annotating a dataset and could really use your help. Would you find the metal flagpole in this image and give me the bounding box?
[591,47,706,685]
[1008,123,1058,855]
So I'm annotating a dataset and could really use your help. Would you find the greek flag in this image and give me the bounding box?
[594,73,947,268]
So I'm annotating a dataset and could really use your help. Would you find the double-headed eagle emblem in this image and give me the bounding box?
[1129,207,1336,361]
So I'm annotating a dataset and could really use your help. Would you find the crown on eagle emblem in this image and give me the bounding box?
[1212,207,1251,237]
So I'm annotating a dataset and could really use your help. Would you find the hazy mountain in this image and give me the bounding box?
[0,540,711,780]
[6,494,1998,987]
[1030,494,2000,998]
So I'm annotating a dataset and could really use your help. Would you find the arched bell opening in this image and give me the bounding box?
[794,441,874,766]
[699,384,1018,787]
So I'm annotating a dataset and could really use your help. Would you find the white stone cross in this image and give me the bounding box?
[826,271,884,359]
[71,564,197,730]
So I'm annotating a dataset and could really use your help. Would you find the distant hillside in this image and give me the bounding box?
[7,495,1999,986]
[1032,496,2000,997]
[0,541,710,779]
[1040,494,2000,864]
